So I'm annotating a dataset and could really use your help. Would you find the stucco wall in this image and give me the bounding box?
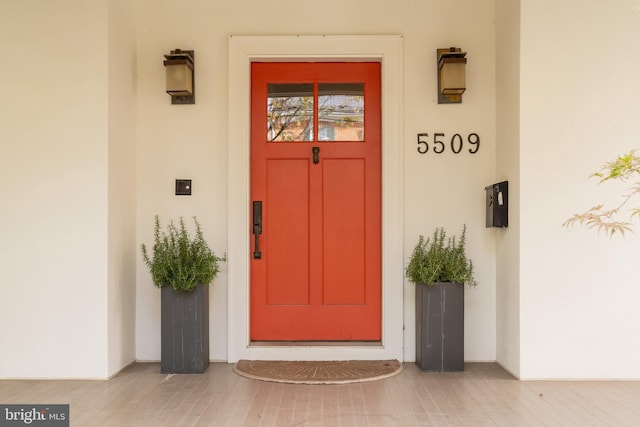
[107,0,138,377]
[519,0,640,379]
[0,1,111,378]
[495,0,521,377]
[135,0,498,363]
[4,0,638,379]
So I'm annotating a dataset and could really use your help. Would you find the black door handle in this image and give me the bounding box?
[253,201,262,259]
[312,146,320,164]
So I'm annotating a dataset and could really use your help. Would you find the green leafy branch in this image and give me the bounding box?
[564,150,640,236]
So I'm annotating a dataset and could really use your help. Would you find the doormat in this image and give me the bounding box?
[233,360,402,384]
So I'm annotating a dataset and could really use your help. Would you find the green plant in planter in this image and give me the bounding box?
[405,225,477,286]
[141,216,226,293]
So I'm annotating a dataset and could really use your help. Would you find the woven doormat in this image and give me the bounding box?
[233,359,402,384]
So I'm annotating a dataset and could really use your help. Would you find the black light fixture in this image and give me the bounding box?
[163,49,195,104]
[437,47,467,104]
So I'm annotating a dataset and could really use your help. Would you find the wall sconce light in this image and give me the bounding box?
[163,49,195,104]
[437,47,467,104]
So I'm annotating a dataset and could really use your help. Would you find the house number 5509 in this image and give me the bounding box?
[416,132,480,154]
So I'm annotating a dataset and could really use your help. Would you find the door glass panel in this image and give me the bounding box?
[318,83,364,141]
[267,84,313,142]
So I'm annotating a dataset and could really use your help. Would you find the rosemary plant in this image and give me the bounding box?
[405,225,477,286]
[141,216,226,293]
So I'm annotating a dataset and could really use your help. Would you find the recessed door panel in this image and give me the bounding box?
[323,158,365,305]
[266,158,310,305]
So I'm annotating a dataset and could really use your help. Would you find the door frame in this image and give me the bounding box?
[227,35,403,362]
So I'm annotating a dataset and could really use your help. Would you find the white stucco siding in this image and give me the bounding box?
[0,0,110,378]
[3,0,639,380]
[135,0,498,364]
[107,0,138,377]
[519,0,640,379]
[495,0,522,378]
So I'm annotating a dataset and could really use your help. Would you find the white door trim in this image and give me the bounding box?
[227,35,404,362]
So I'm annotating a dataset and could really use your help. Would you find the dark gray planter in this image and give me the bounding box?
[415,282,464,371]
[161,285,209,373]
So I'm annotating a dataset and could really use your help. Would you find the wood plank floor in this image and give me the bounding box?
[1,362,640,426]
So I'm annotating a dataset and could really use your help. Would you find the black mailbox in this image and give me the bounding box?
[485,181,508,228]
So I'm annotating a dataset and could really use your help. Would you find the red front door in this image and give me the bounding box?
[250,62,381,341]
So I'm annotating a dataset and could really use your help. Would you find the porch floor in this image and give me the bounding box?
[2,362,640,426]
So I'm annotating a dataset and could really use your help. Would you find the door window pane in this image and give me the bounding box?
[267,84,313,142]
[318,83,364,141]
